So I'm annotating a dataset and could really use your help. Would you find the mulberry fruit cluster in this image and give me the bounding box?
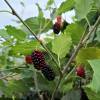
[41,65,55,81]
[25,50,55,81]
[31,50,46,70]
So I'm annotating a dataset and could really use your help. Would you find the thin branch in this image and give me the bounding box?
[82,16,100,44]
[0,10,12,14]
[85,17,91,28]
[33,69,43,100]
[51,76,62,100]
[4,0,62,75]
[0,73,18,80]
[0,65,26,72]
[62,26,87,75]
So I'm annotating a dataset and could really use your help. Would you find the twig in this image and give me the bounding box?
[51,76,62,100]
[0,10,12,14]
[4,0,62,75]
[0,65,26,72]
[0,73,18,80]
[82,16,100,44]
[33,69,43,100]
[85,16,91,28]
[62,25,87,75]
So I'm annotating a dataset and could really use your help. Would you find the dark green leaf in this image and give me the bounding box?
[65,22,85,44]
[4,80,29,97]
[37,72,56,92]
[85,88,100,100]
[61,89,81,100]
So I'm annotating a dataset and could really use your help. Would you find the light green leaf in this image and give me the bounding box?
[0,29,9,38]
[56,0,74,15]
[52,34,72,58]
[36,3,43,18]
[88,59,100,92]
[95,25,100,42]
[76,47,100,64]
[6,25,26,41]
[46,0,54,9]
[9,40,41,56]
[75,0,93,20]
[24,17,52,34]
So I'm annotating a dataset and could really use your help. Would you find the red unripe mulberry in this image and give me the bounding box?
[25,55,33,64]
[76,66,85,78]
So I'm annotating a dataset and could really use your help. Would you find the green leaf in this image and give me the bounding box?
[20,68,34,78]
[46,0,54,9]
[85,88,100,100]
[9,40,41,56]
[6,25,26,41]
[94,0,100,9]
[56,0,74,15]
[0,29,9,38]
[24,17,52,34]
[95,25,100,42]
[65,22,85,44]
[88,59,100,92]
[75,0,93,20]
[61,89,81,100]
[4,80,29,97]
[76,47,100,64]
[37,72,56,92]
[0,80,6,92]
[52,33,72,58]
[36,3,43,18]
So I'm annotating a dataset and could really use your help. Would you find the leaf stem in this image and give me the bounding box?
[85,16,91,28]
